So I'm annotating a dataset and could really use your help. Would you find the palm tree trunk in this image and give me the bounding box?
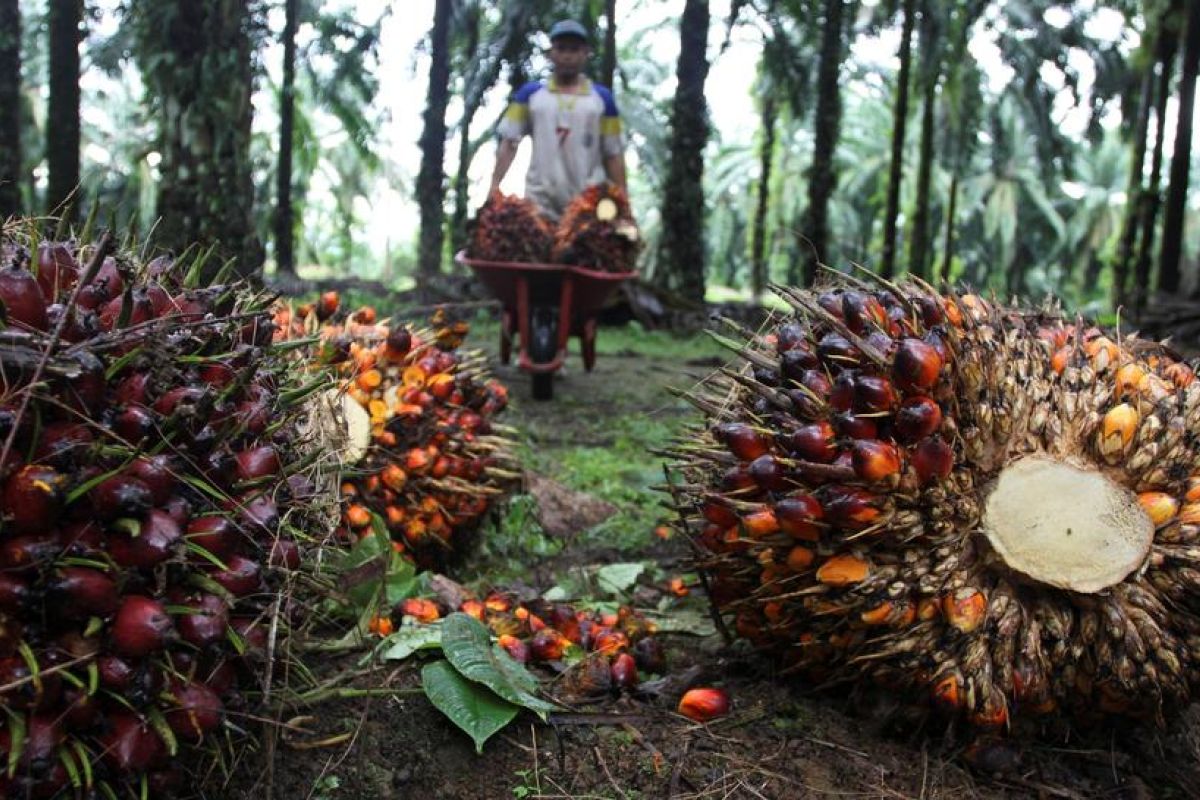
[46,0,83,218]
[657,0,711,306]
[417,0,453,278]
[939,171,958,284]
[909,2,938,281]
[797,0,848,286]
[1163,0,1200,295]
[450,7,482,261]
[274,0,299,277]
[1134,27,1178,312]
[601,0,618,89]
[0,0,20,218]
[1112,62,1154,308]
[750,95,776,300]
[880,0,917,278]
[135,0,262,280]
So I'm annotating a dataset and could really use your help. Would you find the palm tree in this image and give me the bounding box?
[880,0,918,278]
[46,0,83,217]
[1163,0,1200,294]
[416,0,453,279]
[274,0,300,277]
[0,0,20,217]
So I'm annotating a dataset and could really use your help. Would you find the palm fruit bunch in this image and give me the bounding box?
[665,274,1200,733]
[0,226,337,798]
[274,298,517,570]
[467,192,554,263]
[388,592,665,696]
[551,183,640,273]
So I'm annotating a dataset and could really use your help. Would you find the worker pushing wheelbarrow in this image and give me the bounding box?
[460,18,638,401]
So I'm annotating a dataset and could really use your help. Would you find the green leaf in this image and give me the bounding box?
[378,619,443,662]
[595,562,645,596]
[440,614,557,719]
[421,660,518,754]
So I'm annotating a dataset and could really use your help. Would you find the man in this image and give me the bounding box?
[490,20,628,220]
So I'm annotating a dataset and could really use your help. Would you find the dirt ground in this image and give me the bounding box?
[215,321,1200,800]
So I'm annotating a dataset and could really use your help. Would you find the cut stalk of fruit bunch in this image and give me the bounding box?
[0,223,339,798]
[275,298,517,570]
[667,274,1200,731]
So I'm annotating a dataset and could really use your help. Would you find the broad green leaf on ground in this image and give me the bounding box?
[595,562,646,596]
[440,613,558,719]
[379,618,443,662]
[421,660,518,754]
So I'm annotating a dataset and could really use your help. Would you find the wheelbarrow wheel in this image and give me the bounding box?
[532,372,553,400]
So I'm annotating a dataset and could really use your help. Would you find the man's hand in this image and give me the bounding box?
[490,138,521,197]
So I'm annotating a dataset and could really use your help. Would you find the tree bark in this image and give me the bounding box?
[417,0,453,278]
[450,5,482,260]
[880,0,917,278]
[46,0,83,218]
[750,94,776,300]
[797,0,847,286]
[1164,0,1200,295]
[1134,26,1178,311]
[0,0,20,218]
[939,171,958,284]
[274,0,299,277]
[601,0,618,89]
[1112,60,1154,308]
[909,2,939,281]
[135,0,263,281]
[657,0,711,306]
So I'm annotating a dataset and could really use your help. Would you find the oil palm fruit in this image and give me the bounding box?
[667,275,1200,732]
[274,298,517,569]
[551,183,640,273]
[467,192,555,263]
[0,225,336,797]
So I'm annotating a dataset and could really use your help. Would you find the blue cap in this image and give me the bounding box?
[549,19,589,43]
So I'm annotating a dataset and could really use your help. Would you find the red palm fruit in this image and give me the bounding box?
[12,714,65,773]
[230,617,268,655]
[46,302,99,342]
[720,465,756,493]
[198,361,236,388]
[108,509,183,569]
[678,687,730,722]
[529,629,568,661]
[35,242,79,299]
[98,712,166,774]
[610,652,639,691]
[114,371,151,405]
[231,491,279,534]
[820,485,882,528]
[776,494,824,541]
[4,465,68,533]
[796,368,833,404]
[268,537,301,570]
[113,405,157,443]
[817,332,861,368]
[633,637,667,674]
[111,595,175,658]
[714,422,771,461]
[88,256,125,297]
[97,654,136,690]
[129,455,178,505]
[176,593,230,649]
[842,290,888,333]
[748,454,788,491]
[0,532,62,571]
[498,634,529,663]
[144,281,175,316]
[0,265,48,329]
[208,554,262,597]
[46,567,119,619]
[316,291,339,321]
[834,412,878,440]
[99,288,155,330]
[152,385,208,416]
[829,371,856,411]
[186,515,240,560]
[779,347,819,383]
[160,496,192,528]
[853,375,897,413]
[90,474,153,520]
[774,322,808,353]
[0,656,57,710]
[702,499,738,528]
[0,573,30,612]
[165,680,224,742]
[817,291,844,319]
[911,436,953,484]
[387,325,412,355]
[62,685,100,729]
[592,630,629,655]
[33,421,94,465]
[894,338,943,390]
[235,445,281,482]
[851,440,902,482]
[399,598,441,623]
[894,396,942,443]
[785,421,837,462]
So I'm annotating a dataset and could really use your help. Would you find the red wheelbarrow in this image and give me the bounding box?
[455,251,636,400]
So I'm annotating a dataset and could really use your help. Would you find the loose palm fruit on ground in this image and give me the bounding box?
[274,299,518,570]
[666,276,1200,731]
[0,224,338,798]
[466,192,555,263]
[551,183,640,273]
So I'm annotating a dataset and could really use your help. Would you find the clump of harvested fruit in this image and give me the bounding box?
[275,298,517,569]
[667,275,1200,732]
[0,225,337,798]
[467,192,554,263]
[551,183,640,273]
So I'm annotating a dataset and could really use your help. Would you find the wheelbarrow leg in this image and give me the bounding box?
[500,310,513,365]
[581,318,597,372]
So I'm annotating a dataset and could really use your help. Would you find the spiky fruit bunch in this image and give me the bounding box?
[0,229,336,797]
[551,183,640,273]
[467,192,554,263]
[667,276,1200,732]
[386,591,664,696]
[275,299,516,569]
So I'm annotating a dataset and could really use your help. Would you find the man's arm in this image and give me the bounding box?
[490,138,520,195]
[604,153,627,194]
